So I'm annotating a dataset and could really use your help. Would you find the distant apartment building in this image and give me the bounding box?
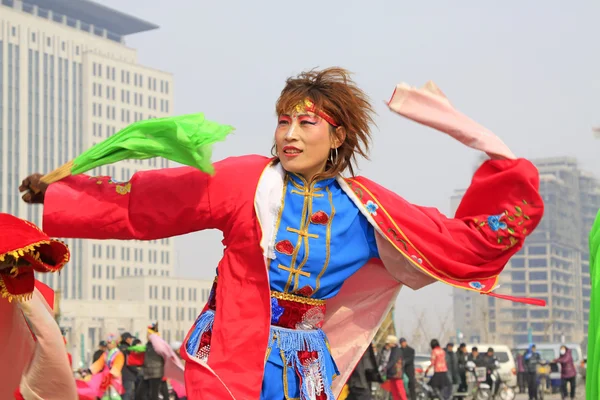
[452,157,599,348]
[0,0,193,365]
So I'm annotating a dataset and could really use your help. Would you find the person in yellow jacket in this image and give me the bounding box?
[91,334,125,399]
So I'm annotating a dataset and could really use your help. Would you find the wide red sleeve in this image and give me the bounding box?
[350,158,544,294]
[42,156,262,240]
[421,158,544,266]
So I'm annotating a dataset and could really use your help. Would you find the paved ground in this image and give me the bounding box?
[514,388,585,399]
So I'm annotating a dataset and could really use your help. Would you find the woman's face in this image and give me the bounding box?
[274,111,339,181]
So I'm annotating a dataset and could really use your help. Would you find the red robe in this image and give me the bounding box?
[43,155,543,399]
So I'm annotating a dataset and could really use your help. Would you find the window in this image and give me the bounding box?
[529,271,548,280]
[511,271,525,281]
[149,305,153,319]
[510,257,525,268]
[76,46,80,55]
[529,284,548,294]
[530,310,549,319]
[61,42,65,51]
[529,246,546,255]
[31,32,36,42]
[92,264,96,278]
[47,37,51,46]
[12,27,17,36]
[92,286,96,299]
[530,259,547,268]
[106,286,110,299]
[165,81,169,94]
[511,284,526,293]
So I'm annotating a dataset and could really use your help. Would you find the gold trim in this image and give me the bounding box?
[278,264,311,279]
[290,189,324,198]
[346,178,500,292]
[286,227,318,239]
[0,240,51,262]
[281,349,301,400]
[292,179,317,292]
[314,186,335,294]
[271,290,325,306]
[0,275,33,303]
[264,332,277,364]
[283,178,311,292]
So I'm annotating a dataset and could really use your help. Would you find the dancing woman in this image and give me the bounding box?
[20,67,543,399]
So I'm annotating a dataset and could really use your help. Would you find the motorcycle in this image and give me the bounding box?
[416,379,442,400]
[469,360,515,400]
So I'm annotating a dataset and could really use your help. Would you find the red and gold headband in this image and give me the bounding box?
[294,99,339,127]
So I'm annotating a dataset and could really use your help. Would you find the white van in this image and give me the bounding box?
[466,343,517,388]
[515,343,584,382]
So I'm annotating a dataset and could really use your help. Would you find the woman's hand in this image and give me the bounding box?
[19,174,48,204]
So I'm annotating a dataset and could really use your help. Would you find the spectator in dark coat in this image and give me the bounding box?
[456,343,469,394]
[399,338,416,400]
[553,345,577,400]
[347,344,381,400]
[92,341,107,363]
[444,343,460,395]
[524,344,542,400]
[119,332,139,400]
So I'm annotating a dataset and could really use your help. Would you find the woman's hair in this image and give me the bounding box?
[273,67,376,179]
[430,339,440,349]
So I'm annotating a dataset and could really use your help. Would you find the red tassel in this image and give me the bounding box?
[485,291,546,307]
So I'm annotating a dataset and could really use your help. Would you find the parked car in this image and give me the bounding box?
[414,353,433,380]
[515,343,584,383]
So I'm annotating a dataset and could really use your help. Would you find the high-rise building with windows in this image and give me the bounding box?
[452,157,598,348]
[0,0,209,365]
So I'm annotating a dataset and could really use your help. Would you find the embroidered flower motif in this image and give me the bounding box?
[310,211,329,225]
[296,306,325,330]
[487,214,507,232]
[469,281,485,290]
[275,240,294,255]
[365,200,379,216]
[271,298,285,324]
[411,255,423,264]
[115,183,132,195]
[302,357,324,398]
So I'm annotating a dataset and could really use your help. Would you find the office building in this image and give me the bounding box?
[0,0,197,364]
[452,157,598,347]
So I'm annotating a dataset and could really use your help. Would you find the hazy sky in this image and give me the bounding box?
[100,0,600,339]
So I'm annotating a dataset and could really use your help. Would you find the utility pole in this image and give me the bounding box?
[54,289,62,325]
[482,310,489,343]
